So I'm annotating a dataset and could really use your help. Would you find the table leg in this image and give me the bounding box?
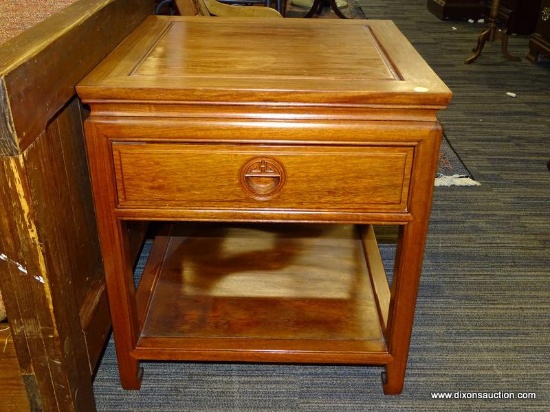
[381,127,442,394]
[465,0,520,64]
[106,222,143,390]
[330,0,348,18]
[84,122,143,390]
[382,224,425,394]
[303,0,348,18]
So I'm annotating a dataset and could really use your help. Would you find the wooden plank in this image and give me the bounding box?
[23,102,105,389]
[0,80,19,155]
[0,152,65,411]
[0,325,30,411]
[46,98,113,371]
[0,1,152,408]
[50,99,102,311]
[0,0,154,156]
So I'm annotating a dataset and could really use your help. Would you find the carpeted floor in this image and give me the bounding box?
[93,1,550,410]
[436,137,480,186]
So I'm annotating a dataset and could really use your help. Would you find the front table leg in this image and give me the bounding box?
[383,223,427,394]
[84,122,143,389]
[101,220,144,389]
[382,128,441,394]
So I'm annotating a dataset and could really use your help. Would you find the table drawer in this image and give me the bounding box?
[112,143,414,212]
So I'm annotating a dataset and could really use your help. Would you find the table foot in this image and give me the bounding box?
[465,25,520,64]
[465,27,492,64]
[118,359,143,390]
[500,33,521,62]
[303,0,348,18]
[382,365,405,395]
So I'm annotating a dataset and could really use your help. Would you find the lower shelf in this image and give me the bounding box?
[134,223,392,365]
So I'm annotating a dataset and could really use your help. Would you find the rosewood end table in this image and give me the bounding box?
[77,16,451,395]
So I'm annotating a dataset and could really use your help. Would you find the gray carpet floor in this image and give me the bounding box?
[93,1,550,410]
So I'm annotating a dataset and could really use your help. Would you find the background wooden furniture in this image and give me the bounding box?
[161,0,283,16]
[427,0,485,20]
[500,0,542,35]
[174,0,283,16]
[218,0,285,16]
[527,0,550,63]
[0,0,151,410]
[427,0,541,35]
[465,0,521,63]
[77,16,451,395]
[303,0,349,18]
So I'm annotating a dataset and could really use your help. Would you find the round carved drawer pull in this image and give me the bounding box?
[240,157,285,200]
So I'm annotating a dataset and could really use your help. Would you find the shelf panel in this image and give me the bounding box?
[136,223,390,364]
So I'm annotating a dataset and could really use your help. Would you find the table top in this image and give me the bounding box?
[77,16,451,109]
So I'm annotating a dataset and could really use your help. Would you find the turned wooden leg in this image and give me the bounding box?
[330,0,348,19]
[465,0,520,64]
[500,31,521,62]
[304,0,323,17]
[465,26,494,64]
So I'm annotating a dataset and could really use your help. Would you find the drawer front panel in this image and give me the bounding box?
[112,144,413,212]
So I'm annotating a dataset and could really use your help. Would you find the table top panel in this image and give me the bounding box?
[77,16,451,108]
[132,20,396,82]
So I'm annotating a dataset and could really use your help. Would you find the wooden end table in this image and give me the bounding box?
[77,16,451,395]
